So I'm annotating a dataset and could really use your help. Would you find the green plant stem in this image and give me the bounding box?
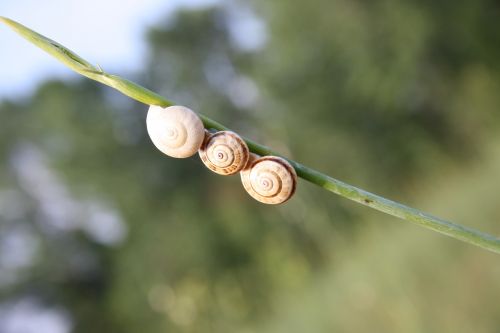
[2,16,499,254]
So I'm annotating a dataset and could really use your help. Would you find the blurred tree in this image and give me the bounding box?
[0,1,499,332]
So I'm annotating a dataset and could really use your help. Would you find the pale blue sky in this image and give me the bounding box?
[0,0,220,99]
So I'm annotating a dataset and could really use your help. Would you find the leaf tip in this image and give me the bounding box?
[0,16,14,26]
[0,16,23,32]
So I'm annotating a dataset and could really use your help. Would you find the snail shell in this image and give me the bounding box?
[199,131,250,175]
[240,155,297,204]
[146,105,205,158]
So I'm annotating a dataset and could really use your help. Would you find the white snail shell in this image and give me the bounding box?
[146,105,205,158]
[199,131,250,175]
[240,155,297,204]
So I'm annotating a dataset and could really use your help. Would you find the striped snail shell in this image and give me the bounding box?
[146,105,205,158]
[240,155,297,204]
[199,131,250,175]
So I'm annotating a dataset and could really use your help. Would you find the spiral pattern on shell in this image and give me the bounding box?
[240,156,297,204]
[199,131,250,175]
[146,105,205,158]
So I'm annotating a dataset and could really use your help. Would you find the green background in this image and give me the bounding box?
[1,1,499,332]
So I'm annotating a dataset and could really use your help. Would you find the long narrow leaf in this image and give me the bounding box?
[2,16,499,254]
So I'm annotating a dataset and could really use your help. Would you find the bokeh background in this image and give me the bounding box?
[1,0,500,332]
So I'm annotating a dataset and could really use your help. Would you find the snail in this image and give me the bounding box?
[146,105,205,158]
[240,154,297,204]
[146,105,297,204]
[199,131,250,175]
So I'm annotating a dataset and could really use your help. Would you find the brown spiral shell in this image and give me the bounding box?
[146,105,205,158]
[199,131,250,175]
[240,155,297,204]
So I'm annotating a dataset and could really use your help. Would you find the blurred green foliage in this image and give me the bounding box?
[0,1,499,332]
